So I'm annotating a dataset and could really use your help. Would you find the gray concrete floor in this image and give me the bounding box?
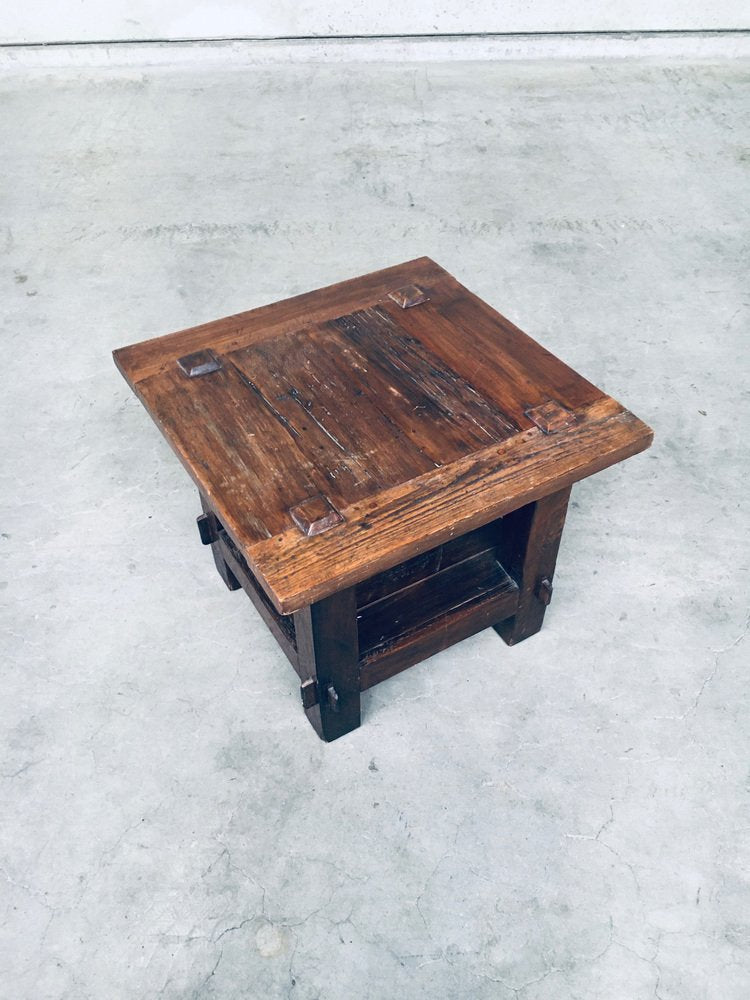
[1,53,748,999]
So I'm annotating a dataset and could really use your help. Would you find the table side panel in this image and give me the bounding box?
[358,547,518,658]
[356,519,504,608]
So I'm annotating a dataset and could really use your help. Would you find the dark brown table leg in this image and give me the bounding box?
[494,486,572,646]
[198,495,241,591]
[294,588,361,742]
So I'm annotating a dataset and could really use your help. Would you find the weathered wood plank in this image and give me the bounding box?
[359,571,519,690]
[333,306,517,453]
[356,520,503,608]
[136,359,336,539]
[248,397,652,612]
[228,320,439,493]
[358,549,518,658]
[113,256,446,385]
[226,331,380,502]
[387,276,603,427]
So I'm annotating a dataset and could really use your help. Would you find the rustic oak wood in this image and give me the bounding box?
[199,497,300,671]
[250,395,647,612]
[114,259,652,615]
[494,487,572,645]
[355,520,503,608]
[359,540,519,690]
[198,495,241,593]
[114,257,652,740]
[294,589,360,742]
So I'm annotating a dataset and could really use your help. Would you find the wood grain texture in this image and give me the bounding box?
[359,579,518,691]
[294,588,360,742]
[494,487,571,645]
[358,548,518,660]
[114,256,446,385]
[199,494,241,593]
[114,257,653,614]
[355,520,503,608]
[382,278,603,428]
[251,396,651,612]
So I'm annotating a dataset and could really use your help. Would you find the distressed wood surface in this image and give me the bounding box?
[355,520,503,609]
[359,577,519,692]
[114,256,446,385]
[114,257,652,614]
[294,589,360,742]
[358,547,518,662]
[248,396,650,611]
[494,486,572,646]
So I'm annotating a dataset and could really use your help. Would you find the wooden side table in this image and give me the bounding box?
[114,258,652,741]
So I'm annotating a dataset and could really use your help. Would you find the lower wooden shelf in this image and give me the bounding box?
[357,549,519,690]
[214,516,519,695]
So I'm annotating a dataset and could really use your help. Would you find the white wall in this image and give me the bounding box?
[4,1,749,45]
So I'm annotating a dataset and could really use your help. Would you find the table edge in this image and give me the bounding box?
[113,256,446,386]
[230,396,653,613]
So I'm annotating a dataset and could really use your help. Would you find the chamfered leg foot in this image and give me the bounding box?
[494,486,572,646]
[294,588,361,742]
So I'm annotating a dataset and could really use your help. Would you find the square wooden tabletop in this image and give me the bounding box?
[114,257,652,613]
